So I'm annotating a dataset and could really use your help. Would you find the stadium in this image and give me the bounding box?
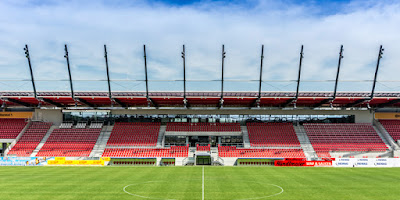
[2,1,400,200]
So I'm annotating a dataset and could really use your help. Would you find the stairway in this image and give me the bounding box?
[241,126,250,148]
[293,125,318,160]
[89,125,113,157]
[30,125,57,157]
[156,125,166,147]
[373,120,399,150]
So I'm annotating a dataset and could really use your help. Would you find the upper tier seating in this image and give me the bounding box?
[8,122,52,156]
[0,118,28,139]
[379,120,400,142]
[218,145,305,158]
[304,123,387,158]
[36,128,101,157]
[102,145,189,157]
[247,123,300,147]
[106,122,160,146]
[166,122,241,132]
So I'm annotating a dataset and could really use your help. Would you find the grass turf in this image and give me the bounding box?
[0,166,399,200]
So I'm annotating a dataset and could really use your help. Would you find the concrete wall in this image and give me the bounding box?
[33,109,63,125]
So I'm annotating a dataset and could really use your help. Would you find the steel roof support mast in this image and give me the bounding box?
[333,45,344,100]
[257,45,264,107]
[104,45,112,100]
[143,45,152,107]
[220,45,226,108]
[182,45,188,108]
[64,44,75,100]
[294,45,304,108]
[24,45,37,100]
[371,45,384,100]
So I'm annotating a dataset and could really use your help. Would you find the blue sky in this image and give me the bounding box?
[0,0,399,92]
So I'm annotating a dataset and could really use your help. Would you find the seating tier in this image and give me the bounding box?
[36,128,101,157]
[304,123,387,158]
[8,122,52,156]
[107,122,160,146]
[0,118,27,139]
[247,123,300,147]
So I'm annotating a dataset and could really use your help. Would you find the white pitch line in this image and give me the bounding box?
[202,166,205,200]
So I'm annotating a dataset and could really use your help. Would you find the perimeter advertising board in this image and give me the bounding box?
[0,157,49,166]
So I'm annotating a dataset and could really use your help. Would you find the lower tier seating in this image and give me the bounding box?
[247,123,300,147]
[218,145,305,158]
[379,120,400,142]
[8,122,52,156]
[102,146,189,157]
[304,123,387,158]
[0,118,28,139]
[36,128,101,157]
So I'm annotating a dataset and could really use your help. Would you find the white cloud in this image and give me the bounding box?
[0,0,399,92]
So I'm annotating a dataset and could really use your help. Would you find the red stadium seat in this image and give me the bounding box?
[107,122,160,146]
[247,123,300,147]
[36,127,101,157]
[379,120,400,142]
[0,118,28,139]
[304,123,387,158]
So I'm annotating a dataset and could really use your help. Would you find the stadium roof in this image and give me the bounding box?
[1,91,400,108]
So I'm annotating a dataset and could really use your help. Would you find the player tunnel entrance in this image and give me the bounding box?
[196,153,211,165]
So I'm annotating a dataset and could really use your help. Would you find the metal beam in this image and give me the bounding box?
[64,44,75,99]
[219,44,226,108]
[182,44,188,107]
[312,98,332,108]
[24,45,37,99]
[6,98,32,107]
[113,98,128,108]
[40,98,65,107]
[345,98,368,108]
[76,98,95,107]
[371,45,384,99]
[104,44,112,99]
[143,45,151,107]
[333,45,344,100]
[377,99,400,108]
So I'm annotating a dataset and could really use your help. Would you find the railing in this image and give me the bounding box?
[182,157,195,166]
[213,157,224,166]
[219,143,244,147]
[164,143,187,147]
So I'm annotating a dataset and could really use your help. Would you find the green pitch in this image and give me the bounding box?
[1,166,400,200]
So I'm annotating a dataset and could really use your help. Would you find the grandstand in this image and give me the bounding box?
[0,43,400,166]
